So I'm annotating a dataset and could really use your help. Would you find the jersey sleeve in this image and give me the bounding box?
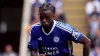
[64,25,83,43]
[28,27,38,50]
[70,29,83,43]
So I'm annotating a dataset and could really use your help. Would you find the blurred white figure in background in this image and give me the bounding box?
[85,0,100,40]
[86,0,95,16]
[39,0,46,4]
[93,0,100,14]
[90,14,99,39]
[2,44,17,56]
[86,0,100,16]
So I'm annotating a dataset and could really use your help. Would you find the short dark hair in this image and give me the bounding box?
[39,3,55,13]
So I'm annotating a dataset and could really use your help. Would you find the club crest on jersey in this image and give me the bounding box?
[53,36,59,43]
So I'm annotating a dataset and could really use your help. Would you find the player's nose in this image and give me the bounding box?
[42,18,47,23]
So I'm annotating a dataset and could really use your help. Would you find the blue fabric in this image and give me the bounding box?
[28,21,83,56]
[46,0,51,3]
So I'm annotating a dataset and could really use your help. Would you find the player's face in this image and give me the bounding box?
[40,10,54,27]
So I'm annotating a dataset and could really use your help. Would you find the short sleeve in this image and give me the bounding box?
[28,27,38,50]
[70,29,83,43]
[64,25,83,43]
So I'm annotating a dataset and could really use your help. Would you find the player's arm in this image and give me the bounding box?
[28,26,39,56]
[70,30,90,56]
[79,34,91,56]
[28,26,45,56]
[30,49,45,56]
[65,25,91,56]
[30,49,38,56]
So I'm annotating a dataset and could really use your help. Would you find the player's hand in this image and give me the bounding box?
[39,53,46,56]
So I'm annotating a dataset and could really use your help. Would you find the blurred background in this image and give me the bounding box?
[0,0,100,56]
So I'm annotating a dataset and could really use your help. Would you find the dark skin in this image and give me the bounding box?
[39,10,54,33]
[31,10,91,56]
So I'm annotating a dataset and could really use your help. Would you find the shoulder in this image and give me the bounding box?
[55,21,74,33]
[30,22,41,31]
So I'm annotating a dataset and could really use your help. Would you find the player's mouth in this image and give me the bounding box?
[42,22,49,26]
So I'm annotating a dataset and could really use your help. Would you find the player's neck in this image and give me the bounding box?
[42,21,54,33]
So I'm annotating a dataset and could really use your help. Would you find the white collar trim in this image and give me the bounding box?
[42,20,56,35]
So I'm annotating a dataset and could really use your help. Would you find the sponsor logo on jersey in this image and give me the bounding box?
[42,47,59,55]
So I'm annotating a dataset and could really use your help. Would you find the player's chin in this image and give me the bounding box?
[42,23,49,27]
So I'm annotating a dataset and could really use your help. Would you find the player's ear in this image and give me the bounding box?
[53,14,55,17]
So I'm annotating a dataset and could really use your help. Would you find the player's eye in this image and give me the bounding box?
[45,16,50,19]
[40,16,44,19]
[40,16,50,19]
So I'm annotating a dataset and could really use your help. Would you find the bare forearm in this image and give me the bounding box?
[31,50,39,56]
[79,34,91,56]
[83,45,90,56]
[31,51,46,56]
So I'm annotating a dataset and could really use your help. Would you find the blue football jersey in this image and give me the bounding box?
[28,20,83,56]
